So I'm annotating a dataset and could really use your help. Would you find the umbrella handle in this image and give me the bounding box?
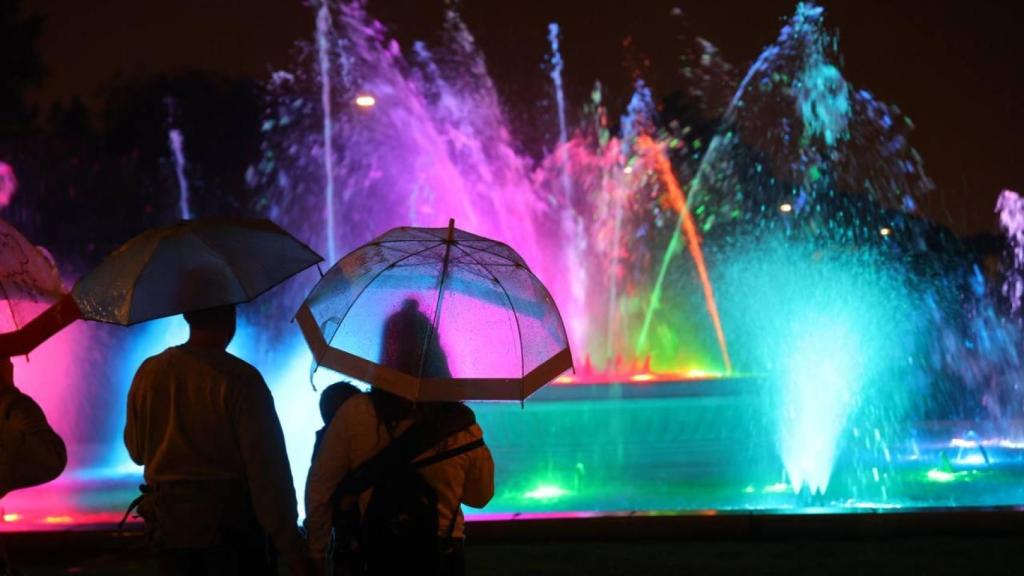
[0,295,82,357]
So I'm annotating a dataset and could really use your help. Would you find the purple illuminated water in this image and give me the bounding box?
[8,2,1024,530]
[168,129,190,220]
[316,0,338,262]
[997,189,1024,314]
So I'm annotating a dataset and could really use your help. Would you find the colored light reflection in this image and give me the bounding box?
[635,135,732,374]
[926,469,958,483]
[763,483,791,494]
[950,437,1024,450]
[524,484,570,500]
[43,516,73,524]
[552,369,724,386]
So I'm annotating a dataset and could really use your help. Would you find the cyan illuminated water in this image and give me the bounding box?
[4,1,1024,530]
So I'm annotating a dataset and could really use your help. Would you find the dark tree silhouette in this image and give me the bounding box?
[0,0,44,137]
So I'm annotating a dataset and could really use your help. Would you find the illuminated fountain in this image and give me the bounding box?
[166,99,192,220]
[5,1,1024,530]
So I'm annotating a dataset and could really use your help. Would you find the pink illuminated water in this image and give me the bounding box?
[0,161,16,209]
[256,2,726,373]
[996,189,1024,313]
[10,1,1024,528]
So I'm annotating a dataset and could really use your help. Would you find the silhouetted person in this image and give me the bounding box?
[379,298,452,380]
[124,305,308,576]
[305,298,494,576]
[312,381,361,463]
[0,356,67,498]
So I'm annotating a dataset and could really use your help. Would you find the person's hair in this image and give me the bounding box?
[368,387,462,439]
[183,304,235,328]
[319,380,359,424]
[368,387,415,438]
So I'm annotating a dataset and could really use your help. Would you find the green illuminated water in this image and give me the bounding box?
[471,384,1024,513]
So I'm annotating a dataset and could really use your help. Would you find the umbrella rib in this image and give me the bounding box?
[0,279,20,332]
[117,233,169,324]
[451,243,526,386]
[443,256,496,282]
[419,239,454,393]
[327,242,443,344]
[190,234,256,299]
[455,241,524,267]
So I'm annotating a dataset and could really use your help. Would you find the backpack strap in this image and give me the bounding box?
[411,438,485,470]
[336,404,476,497]
[414,438,485,541]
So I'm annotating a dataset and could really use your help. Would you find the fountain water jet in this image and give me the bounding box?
[168,129,190,220]
[11,1,1024,529]
[316,0,337,262]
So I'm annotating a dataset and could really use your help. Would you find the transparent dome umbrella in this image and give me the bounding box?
[0,218,64,335]
[296,219,573,402]
[0,218,322,356]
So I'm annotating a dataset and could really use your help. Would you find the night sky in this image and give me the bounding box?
[21,0,1024,236]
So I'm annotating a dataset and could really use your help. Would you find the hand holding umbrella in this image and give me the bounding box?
[0,218,322,355]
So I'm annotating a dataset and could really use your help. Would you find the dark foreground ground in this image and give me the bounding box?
[2,537,1023,575]
[4,511,1024,575]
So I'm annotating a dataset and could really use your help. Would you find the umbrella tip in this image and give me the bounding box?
[447,218,455,243]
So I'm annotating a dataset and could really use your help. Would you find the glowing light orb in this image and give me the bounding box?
[763,482,791,494]
[43,516,74,524]
[779,203,793,213]
[354,94,376,107]
[926,469,957,483]
[879,227,891,236]
[524,484,569,500]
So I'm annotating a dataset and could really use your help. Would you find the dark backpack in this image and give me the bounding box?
[333,404,482,576]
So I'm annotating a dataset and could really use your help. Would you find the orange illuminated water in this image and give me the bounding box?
[635,135,733,373]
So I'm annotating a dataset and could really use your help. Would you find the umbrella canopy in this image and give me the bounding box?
[0,218,321,355]
[73,218,322,325]
[0,218,63,333]
[296,220,572,402]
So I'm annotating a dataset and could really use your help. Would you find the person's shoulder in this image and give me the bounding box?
[131,348,177,383]
[172,346,260,382]
[211,353,270,395]
[462,422,485,440]
[218,351,262,380]
[0,388,45,422]
[137,348,175,370]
